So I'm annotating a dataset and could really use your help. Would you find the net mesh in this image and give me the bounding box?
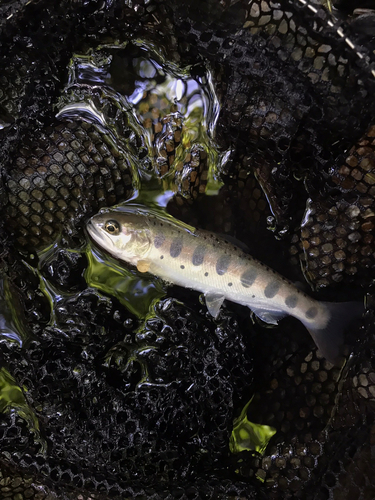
[0,0,374,498]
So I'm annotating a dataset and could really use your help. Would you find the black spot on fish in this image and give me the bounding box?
[180,265,185,269]
[228,282,233,287]
[170,237,183,258]
[192,245,205,266]
[264,281,281,298]
[154,234,165,249]
[204,272,208,277]
[285,295,298,309]
[306,306,318,319]
[160,255,164,259]
[240,268,257,288]
[216,255,230,276]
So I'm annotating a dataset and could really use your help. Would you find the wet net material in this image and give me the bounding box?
[0,0,375,499]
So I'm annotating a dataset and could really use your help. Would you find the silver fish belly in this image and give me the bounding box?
[87,208,362,363]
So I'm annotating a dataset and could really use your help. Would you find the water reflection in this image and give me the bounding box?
[85,244,166,318]
[0,278,30,347]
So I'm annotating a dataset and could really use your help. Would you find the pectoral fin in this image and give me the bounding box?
[251,307,286,325]
[137,260,151,273]
[205,292,225,318]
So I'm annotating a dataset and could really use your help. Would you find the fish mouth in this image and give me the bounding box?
[86,218,114,252]
[86,218,100,240]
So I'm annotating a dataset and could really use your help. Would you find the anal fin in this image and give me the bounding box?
[251,307,286,325]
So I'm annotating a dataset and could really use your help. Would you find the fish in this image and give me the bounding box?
[86,207,363,363]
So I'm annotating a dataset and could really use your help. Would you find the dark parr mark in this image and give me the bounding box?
[154,234,165,249]
[216,254,230,276]
[240,268,257,288]
[306,306,318,319]
[264,281,281,298]
[170,237,183,258]
[192,245,205,266]
[285,295,298,309]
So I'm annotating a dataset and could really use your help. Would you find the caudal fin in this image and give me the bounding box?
[306,301,364,364]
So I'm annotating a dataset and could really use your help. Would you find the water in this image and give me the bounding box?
[0,367,45,452]
[0,279,26,347]
[4,39,273,460]
[52,41,224,317]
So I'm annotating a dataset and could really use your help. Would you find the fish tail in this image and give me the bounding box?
[306,301,363,364]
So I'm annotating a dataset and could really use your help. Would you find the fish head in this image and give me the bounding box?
[87,211,152,265]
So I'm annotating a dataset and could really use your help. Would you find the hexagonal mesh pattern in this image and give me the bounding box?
[4,121,134,248]
[301,125,375,287]
[1,0,375,498]
[0,277,256,498]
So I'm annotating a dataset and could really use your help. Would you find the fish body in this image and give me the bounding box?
[87,208,362,363]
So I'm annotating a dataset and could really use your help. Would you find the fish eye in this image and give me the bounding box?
[104,220,121,235]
